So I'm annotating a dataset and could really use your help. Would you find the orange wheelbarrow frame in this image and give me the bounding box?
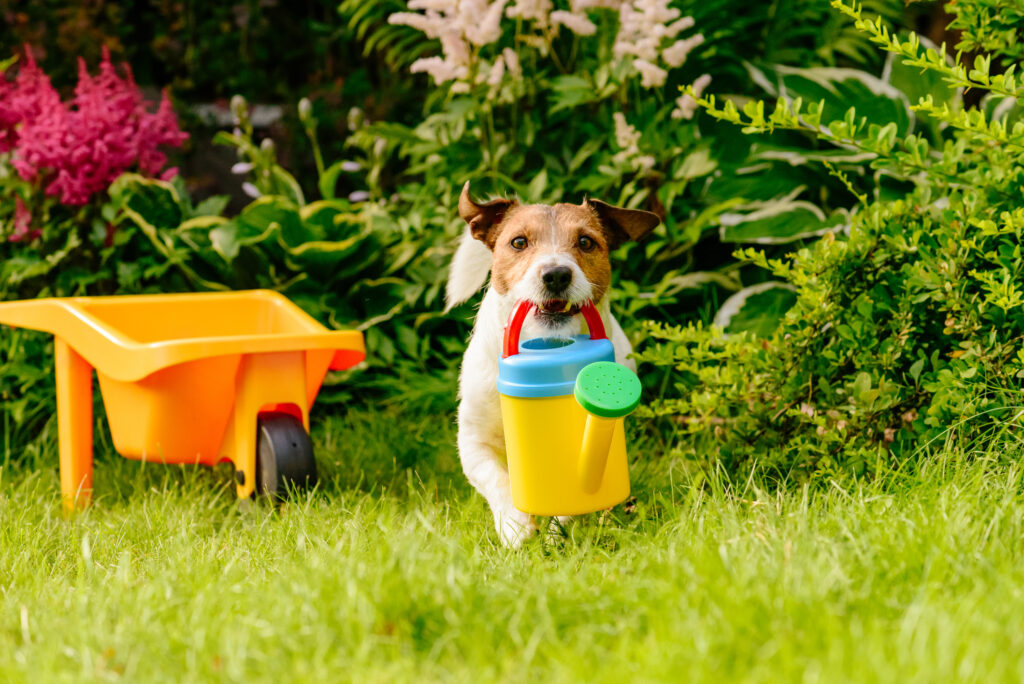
[0,290,365,510]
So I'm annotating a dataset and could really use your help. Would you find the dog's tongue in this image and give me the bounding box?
[539,300,577,314]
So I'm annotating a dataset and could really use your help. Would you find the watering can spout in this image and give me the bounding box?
[574,362,643,494]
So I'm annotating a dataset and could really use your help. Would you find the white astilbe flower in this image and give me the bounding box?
[487,55,506,85]
[410,56,468,85]
[672,73,711,120]
[388,11,437,35]
[441,32,471,65]
[612,112,655,172]
[661,33,704,68]
[665,15,695,37]
[550,10,597,35]
[613,112,640,149]
[572,0,624,9]
[614,0,703,89]
[615,0,680,60]
[502,47,521,77]
[632,58,667,88]
[391,0,509,87]
[465,0,508,45]
[506,0,553,27]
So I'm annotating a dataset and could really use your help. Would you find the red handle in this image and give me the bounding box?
[502,300,607,358]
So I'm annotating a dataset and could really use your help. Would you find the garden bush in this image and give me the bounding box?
[637,0,1024,479]
[0,0,955,467]
[346,0,917,334]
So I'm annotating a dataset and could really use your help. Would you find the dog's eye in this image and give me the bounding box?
[510,236,528,250]
[577,235,595,252]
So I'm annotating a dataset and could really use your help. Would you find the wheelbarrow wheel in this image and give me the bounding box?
[255,412,318,499]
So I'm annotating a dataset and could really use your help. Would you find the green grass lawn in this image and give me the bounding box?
[2,405,1024,682]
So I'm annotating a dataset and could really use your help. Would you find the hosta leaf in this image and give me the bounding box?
[178,215,230,232]
[238,196,306,246]
[884,34,960,113]
[720,200,849,244]
[300,199,364,240]
[748,62,914,136]
[192,194,230,218]
[318,161,350,201]
[677,147,718,180]
[210,219,281,262]
[713,282,797,337]
[282,233,373,275]
[109,174,183,232]
[271,166,306,206]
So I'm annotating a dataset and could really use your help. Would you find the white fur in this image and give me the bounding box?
[451,243,635,548]
[445,230,494,311]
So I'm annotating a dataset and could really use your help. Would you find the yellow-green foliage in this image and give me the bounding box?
[638,0,1024,479]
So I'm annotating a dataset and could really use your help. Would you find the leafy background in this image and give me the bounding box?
[3,0,1019,480]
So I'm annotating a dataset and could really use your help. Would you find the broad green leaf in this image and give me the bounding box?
[660,271,742,295]
[884,34,960,117]
[548,75,600,114]
[178,216,230,231]
[210,219,281,262]
[568,138,604,174]
[300,200,360,240]
[526,169,549,203]
[318,161,350,201]
[238,196,306,245]
[747,62,914,136]
[713,282,796,337]
[271,167,306,206]
[282,233,372,274]
[192,194,230,218]
[720,200,849,244]
[109,174,183,232]
[677,147,718,180]
[210,222,242,261]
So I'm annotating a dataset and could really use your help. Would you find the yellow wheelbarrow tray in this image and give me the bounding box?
[0,289,366,509]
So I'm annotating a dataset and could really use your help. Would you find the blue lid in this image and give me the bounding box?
[497,336,615,398]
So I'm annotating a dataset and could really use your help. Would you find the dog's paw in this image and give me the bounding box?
[495,508,537,548]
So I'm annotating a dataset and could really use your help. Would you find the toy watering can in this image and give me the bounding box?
[497,300,642,516]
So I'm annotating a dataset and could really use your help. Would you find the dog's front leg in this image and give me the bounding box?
[457,401,537,547]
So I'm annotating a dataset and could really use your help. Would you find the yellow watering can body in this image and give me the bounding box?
[498,301,641,516]
[500,391,630,516]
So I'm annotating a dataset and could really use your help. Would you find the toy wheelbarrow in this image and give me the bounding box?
[0,290,365,510]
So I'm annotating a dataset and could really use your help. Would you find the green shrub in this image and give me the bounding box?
[0,0,933,462]
[637,0,1024,479]
[345,0,913,329]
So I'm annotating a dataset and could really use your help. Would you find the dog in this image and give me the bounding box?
[446,182,659,547]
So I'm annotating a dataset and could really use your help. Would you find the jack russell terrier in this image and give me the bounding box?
[446,182,659,547]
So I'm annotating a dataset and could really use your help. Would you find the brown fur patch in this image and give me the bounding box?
[555,203,611,303]
[486,203,612,301]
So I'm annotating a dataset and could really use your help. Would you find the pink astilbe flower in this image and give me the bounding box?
[2,46,188,206]
[0,50,61,153]
[9,197,40,242]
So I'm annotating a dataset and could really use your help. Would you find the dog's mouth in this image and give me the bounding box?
[535,299,581,318]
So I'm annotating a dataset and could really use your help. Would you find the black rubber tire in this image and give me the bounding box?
[255,412,318,499]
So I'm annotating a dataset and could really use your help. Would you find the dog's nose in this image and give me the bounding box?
[542,266,573,293]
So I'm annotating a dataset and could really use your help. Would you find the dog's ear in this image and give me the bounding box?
[459,182,516,248]
[586,199,660,249]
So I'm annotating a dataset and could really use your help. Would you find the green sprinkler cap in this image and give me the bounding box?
[574,361,642,419]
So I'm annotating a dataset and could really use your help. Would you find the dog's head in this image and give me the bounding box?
[459,182,659,327]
